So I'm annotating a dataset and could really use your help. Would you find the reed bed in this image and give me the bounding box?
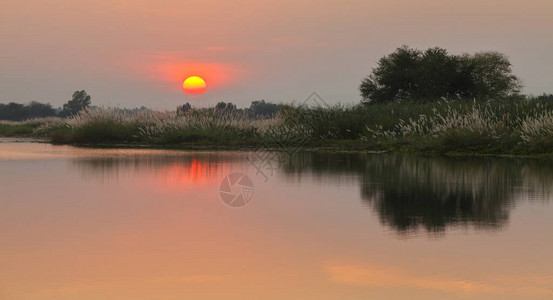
[34,108,282,145]
[0,117,63,137]
[4,99,553,154]
[361,100,553,153]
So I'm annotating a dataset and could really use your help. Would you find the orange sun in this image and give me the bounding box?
[182,76,207,94]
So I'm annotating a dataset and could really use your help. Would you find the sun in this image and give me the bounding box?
[182,76,207,94]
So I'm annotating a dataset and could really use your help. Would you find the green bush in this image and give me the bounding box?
[360,46,521,103]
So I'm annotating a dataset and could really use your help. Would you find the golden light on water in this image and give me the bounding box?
[2,143,553,299]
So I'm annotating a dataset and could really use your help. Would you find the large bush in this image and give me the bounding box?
[360,46,521,103]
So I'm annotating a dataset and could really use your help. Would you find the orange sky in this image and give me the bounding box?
[1,0,552,108]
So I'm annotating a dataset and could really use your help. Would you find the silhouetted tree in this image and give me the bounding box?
[360,46,521,103]
[61,90,91,117]
[177,103,192,116]
[248,100,286,118]
[459,52,522,100]
[215,102,236,112]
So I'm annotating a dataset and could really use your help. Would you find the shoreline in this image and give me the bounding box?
[2,137,550,159]
[4,99,553,159]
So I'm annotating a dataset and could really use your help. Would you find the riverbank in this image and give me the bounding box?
[2,136,553,159]
[3,99,553,157]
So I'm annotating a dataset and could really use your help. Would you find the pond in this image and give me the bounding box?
[1,140,552,299]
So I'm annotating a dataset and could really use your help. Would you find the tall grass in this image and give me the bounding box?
[0,117,61,137]
[35,108,280,145]
[359,99,553,153]
[7,99,553,154]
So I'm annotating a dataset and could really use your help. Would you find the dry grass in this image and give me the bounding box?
[362,100,553,153]
[35,107,283,144]
[5,100,553,154]
[364,101,502,139]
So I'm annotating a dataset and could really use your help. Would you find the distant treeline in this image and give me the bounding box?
[0,97,289,121]
[176,99,289,118]
[0,102,58,121]
[5,92,553,122]
[0,90,92,121]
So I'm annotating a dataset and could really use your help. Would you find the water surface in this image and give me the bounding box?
[1,140,552,299]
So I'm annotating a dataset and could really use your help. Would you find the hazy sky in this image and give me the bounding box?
[1,0,552,109]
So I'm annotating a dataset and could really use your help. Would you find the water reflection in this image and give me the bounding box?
[70,151,553,235]
[283,153,553,235]
[70,152,247,186]
[3,143,553,299]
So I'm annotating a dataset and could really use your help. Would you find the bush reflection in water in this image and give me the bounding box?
[72,152,553,235]
[284,153,553,235]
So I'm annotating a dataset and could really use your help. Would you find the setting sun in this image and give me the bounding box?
[183,76,207,94]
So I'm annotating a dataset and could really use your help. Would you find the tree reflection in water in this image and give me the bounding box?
[283,153,553,235]
[71,151,553,235]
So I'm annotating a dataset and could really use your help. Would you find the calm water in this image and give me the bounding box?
[1,140,553,300]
